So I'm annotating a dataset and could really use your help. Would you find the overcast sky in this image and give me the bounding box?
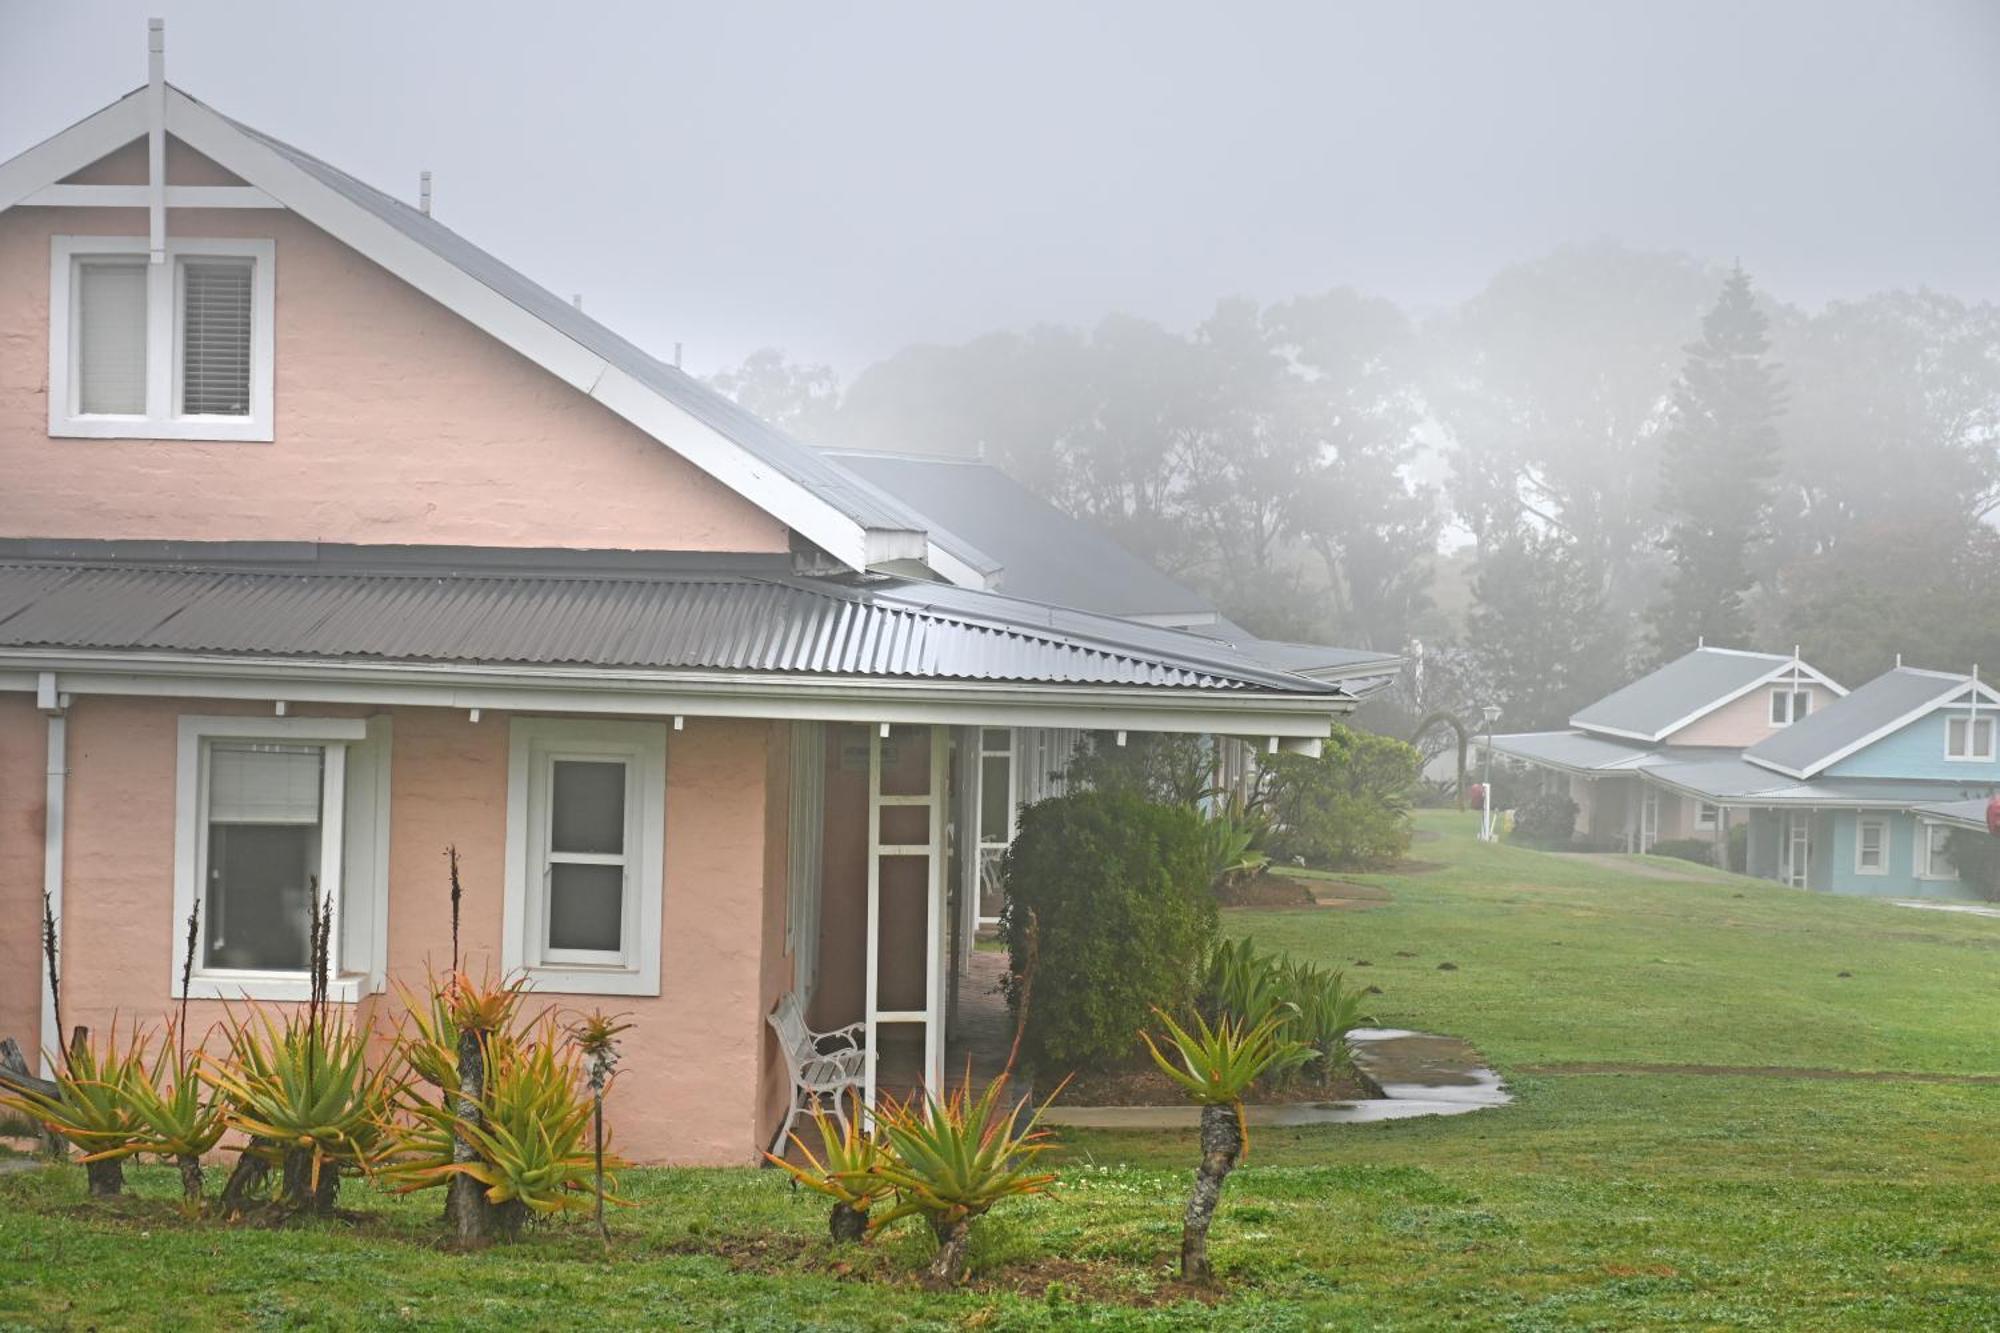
[5,0,1998,376]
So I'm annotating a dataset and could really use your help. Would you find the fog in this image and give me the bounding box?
[4,0,1997,374]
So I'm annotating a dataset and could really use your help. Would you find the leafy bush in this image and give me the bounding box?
[1650,838,1715,867]
[1727,822,1749,873]
[1201,937,1368,1084]
[1509,791,1579,849]
[1059,731,1213,808]
[1198,799,1271,889]
[1946,829,2000,903]
[1260,725,1420,869]
[1001,790,1216,1072]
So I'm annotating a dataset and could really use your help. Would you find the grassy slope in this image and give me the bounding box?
[4,812,1999,1330]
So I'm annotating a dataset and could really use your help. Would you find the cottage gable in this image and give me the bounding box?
[0,84,936,570]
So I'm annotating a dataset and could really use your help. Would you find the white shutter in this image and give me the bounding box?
[179,258,255,416]
[75,260,148,414]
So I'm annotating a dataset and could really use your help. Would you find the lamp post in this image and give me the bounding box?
[1479,704,1502,841]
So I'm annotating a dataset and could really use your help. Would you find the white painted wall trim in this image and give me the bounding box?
[19,183,279,209]
[38,674,66,1077]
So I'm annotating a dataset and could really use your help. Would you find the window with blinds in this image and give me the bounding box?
[204,741,324,973]
[75,259,148,414]
[179,257,255,416]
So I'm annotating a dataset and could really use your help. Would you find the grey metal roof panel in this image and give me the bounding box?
[1744,667,1965,776]
[1570,647,1795,740]
[1916,797,1996,831]
[1486,730,1658,773]
[211,99,932,545]
[0,558,1342,694]
[821,452,1214,618]
[1644,753,1987,807]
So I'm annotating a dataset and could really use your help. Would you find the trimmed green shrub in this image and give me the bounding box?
[1650,838,1715,867]
[1509,791,1579,849]
[1260,725,1420,869]
[1727,821,1749,873]
[1001,790,1217,1072]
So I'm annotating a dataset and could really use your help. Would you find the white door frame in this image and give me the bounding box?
[863,725,950,1111]
[1782,810,1812,889]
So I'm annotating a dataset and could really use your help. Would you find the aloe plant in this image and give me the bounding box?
[567,1008,632,1246]
[1141,1008,1314,1282]
[766,1092,896,1243]
[1283,960,1368,1082]
[0,1023,151,1197]
[123,1033,226,1204]
[865,1074,1060,1290]
[380,1020,614,1239]
[203,1006,401,1215]
[1202,936,1290,1027]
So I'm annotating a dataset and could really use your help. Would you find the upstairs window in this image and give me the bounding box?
[50,236,274,441]
[1946,715,1995,762]
[1769,688,1812,727]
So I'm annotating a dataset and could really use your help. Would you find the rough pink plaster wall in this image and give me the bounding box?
[0,137,789,554]
[0,697,43,1054]
[32,694,776,1164]
[1667,683,1839,748]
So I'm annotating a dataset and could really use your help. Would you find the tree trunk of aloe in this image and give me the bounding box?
[829,1201,869,1244]
[923,1216,973,1290]
[83,1157,124,1198]
[219,1139,272,1214]
[279,1148,340,1216]
[176,1153,203,1204]
[1180,1102,1244,1282]
[445,1027,492,1243]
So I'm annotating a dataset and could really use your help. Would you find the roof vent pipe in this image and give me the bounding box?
[419,170,432,216]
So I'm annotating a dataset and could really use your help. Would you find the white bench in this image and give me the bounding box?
[767,993,867,1156]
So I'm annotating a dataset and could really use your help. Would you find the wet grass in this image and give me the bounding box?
[4,811,1998,1328]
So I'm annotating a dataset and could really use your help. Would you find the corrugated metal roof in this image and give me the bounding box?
[1745,666,1968,777]
[1917,797,1998,831]
[215,102,936,547]
[0,558,1342,694]
[1644,753,1987,807]
[822,452,1211,619]
[1571,647,1800,741]
[1484,730,1659,773]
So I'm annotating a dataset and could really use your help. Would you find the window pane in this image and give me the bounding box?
[179,258,254,415]
[1949,717,1968,757]
[76,260,147,414]
[981,728,1010,752]
[206,822,319,971]
[1770,692,1787,724]
[549,863,623,951]
[1793,691,1811,719]
[209,743,323,823]
[551,760,625,854]
[980,754,1010,842]
[1977,719,1995,756]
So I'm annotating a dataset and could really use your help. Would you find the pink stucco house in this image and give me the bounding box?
[0,43,1382,1163]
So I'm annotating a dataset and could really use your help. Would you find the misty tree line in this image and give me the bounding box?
[709,240,2000,737]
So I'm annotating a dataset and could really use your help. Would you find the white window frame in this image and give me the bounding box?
[1944,713,1996,763]
[1854,815,1888,876]
[974,727,1015,929]
[1769,688,1811,727]
[171,714,384,1003]
[49,234,275,442]
[1695,801,1720,831]
[1917,822,1960,881]
[503,718,666,995]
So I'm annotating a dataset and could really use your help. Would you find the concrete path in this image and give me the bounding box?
[1892,899,2000,920]
[1041,1027,1509,1130]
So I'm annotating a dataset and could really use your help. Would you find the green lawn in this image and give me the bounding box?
[6,811,2000,1329]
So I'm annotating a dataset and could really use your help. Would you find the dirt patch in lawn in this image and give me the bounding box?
[1518,1061,2000,1085]
[1216,873,1319,908]
[1047,1060,1377,1107]
[1307,880,1393,910]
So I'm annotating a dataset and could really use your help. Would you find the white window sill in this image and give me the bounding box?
[516,964,660,997]
[53,417,274,443]
[177,972,371,1004]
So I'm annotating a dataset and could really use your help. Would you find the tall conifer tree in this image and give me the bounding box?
[1649,266,1785,659]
